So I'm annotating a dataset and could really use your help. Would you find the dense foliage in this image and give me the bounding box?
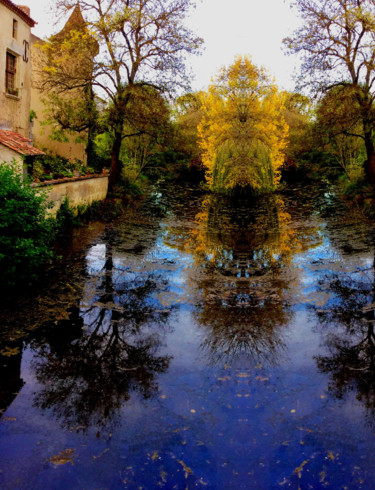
[198,57,288,193]
[43,0,203,189]
[285,0,375,185]
[0,165,54,288]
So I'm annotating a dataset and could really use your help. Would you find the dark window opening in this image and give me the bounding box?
[5,52,17,95]
[12,19,18,39]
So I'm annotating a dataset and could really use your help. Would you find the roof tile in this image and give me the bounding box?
[0,129,45,156]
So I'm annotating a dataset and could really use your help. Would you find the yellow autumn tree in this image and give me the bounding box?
[198,56,288,193]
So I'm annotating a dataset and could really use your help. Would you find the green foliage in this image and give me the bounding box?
[29,109,37,123]
[94,132,113,160]
[211,141,275,195]
[0,164,55,289]
[284,0,375,183]
[116,168,149,201]
[55,197,80,231]
[32,153,95,181]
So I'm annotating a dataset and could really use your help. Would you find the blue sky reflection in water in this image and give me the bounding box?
[1,184,375,487]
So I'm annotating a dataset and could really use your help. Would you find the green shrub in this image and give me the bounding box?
[0,164,55,289]
[55,196,80,231]
[32,153,95,182]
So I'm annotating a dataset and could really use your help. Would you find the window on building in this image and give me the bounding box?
[5,52,17,95]
[12,19,18,39]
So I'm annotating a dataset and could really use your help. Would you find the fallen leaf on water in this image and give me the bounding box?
[49,449,76,468]
[293,460,309,478]
[152,451,158,461]
[327,451,335,461]
[178,460,193,479]
[93,448,109,460]
[296,427,313,433]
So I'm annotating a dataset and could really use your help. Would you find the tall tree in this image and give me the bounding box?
[315,86,365,177]
[198,56,288,193]
[34,5,100,162]
[47,0,203,189]
[284,0,375,184]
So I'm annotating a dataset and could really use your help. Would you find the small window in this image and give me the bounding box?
[12,19,18,39]
[5,52,17,95]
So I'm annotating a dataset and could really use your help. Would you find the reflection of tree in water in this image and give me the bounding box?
[166,193,310,365]
[313,252,375,418]
[170,193,301,276]
[197,280,289,365]
[30,241,171,429]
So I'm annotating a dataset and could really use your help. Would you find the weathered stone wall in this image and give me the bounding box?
[0,3,32,137]
[0,146,23,172]
[33,174,109,215]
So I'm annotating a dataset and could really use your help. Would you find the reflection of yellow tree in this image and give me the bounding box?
[198,56,288,193]
[167,194,301,275]
[165,194,310,365]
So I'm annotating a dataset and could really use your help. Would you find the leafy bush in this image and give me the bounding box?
[0,164,55,288]
[55,197,80,231]
[32,153,95,182]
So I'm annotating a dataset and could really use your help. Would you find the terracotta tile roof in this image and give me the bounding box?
[0,0,36,27]
[0,129,45,156]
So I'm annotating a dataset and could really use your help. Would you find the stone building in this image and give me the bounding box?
[0,2,95,170]
[0,0,34,136]
[0,0,44,170]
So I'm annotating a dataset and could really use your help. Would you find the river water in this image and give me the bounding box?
[1,182,375,488]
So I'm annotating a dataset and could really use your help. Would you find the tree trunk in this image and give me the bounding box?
[364,129,375,186]
[109,131,122,191]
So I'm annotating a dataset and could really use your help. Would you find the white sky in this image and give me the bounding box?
[25,0,301,92]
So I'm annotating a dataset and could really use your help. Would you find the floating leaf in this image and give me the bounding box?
[49,449,76,468]
[178,460,193,479]
[293,460,309,478]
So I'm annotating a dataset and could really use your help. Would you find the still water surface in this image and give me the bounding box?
[1,183,375,488]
